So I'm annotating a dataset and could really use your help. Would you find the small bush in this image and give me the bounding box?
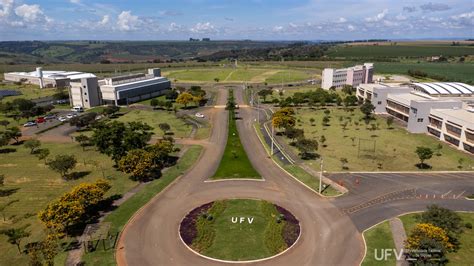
[466,223,472,229]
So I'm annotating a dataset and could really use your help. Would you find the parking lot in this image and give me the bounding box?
[21,109,82,137]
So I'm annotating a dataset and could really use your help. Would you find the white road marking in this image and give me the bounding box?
[456,190,466,199]
[442,190,452,198]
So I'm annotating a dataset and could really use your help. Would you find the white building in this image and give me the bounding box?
[99,68,171,106]
[4,68,93,88]
[69,74,101,109]
[321,63,373,90]
[357,82,474,154]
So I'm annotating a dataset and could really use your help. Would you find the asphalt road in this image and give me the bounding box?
[118,86,474,266]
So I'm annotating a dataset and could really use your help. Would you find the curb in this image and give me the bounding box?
[204,178,265,183]
[177,199,302,264]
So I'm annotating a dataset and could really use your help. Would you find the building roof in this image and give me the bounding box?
[387,92,429,106]
[431,108,474,128]
[412,82,474,96]
[8,70,95,80]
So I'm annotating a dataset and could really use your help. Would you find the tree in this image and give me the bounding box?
[342,85,354,95]
[272,107,296,130]
[295,138,318,160]
[214,78,220,82]
[258,89,273,102]
[47,155,77,179]
[405,223,453,262]
[36,148,50,163]
[102,105,120,117]
[419,205,463,248]
[320,135,326,147]
[38,180,111,235]
[0,225,30,253]
[309,117,315,126]
[176,92,194,108]
[164,101,173,110]
[360,99,375,119]
[165,89,179,100]
[386,116,394,129]
[150,98,159,109]
[118,149,157,181]
[192,95,203,107]
[285,127,304,142]
[343,95,358,107]
[322,116,330,126]
[91,121,153,163]
[24,139,41,154]
[415,146,433,168]
[5,127,21,144]
[0,120,9,128]
[159,123,171,136]
[340,158,348,170]
[75,135,90,151]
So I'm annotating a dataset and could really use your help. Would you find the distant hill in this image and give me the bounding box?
[0,40,291,64]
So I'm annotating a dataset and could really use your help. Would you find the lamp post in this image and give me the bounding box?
[319,158,324,194]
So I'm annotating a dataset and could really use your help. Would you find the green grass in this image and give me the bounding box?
[362,221,397,266]
[399,212,474,265]
[0,142,136,265]
[286,108,474,172]
[264,69,315,84]
[0,83,58,101]
[253,123,341,196]
[328,44,474,58]
[212,110,260,179]
[80,145,203,265]
[116,108,193,138]
[375,62,474,84]
[195,199,288,261]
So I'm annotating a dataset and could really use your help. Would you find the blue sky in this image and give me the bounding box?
[0,0,473,40]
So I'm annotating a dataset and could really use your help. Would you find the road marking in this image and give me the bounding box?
[456,190,466,199]
[442,190,452,198]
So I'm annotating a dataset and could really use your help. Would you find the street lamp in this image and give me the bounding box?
[319,158,324,194]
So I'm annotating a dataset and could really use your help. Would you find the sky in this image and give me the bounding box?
[0,0,473,41]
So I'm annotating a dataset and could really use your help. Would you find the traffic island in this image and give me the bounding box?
[179,199,300,262]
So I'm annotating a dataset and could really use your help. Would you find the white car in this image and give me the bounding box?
[66,113,77,119]
[23,121,37,127]
[195,113,205,118]
[58,116,68,122]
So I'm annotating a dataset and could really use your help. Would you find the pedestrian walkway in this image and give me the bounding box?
[389,218,408,266]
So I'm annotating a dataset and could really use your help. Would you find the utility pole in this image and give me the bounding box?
[271,123,274,156]
[319,158,324,194]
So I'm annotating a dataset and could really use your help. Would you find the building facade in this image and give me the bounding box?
[69,75,101,109]
[321,63,373,90]
[357,82,474,153]
[4,68,90,89]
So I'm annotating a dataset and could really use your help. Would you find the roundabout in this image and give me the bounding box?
[179,199,301,262]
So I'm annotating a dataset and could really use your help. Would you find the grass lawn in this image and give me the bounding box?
[399,212,474,265]
[187,199,296,261]
[0,142,136,265]
[80,145,203,265]
[362,221,396,266]
[285,107,474,172]
[264,69,315,84]
[0,83,58,101]
[212,110,260,179]
[116,108,193,138]
[253,123,341,196]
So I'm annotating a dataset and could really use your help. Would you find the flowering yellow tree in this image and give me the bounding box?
[405,223,454,251]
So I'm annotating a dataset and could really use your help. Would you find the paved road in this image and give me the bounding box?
[118,86,474,266]
[118,86,364,265]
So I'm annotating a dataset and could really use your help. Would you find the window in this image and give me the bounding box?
[411,108,417,114]
[84,92,87,95]
[85,99,88,102]
[373,93,378,98]
[378,101,382,105]
[417,118,423,122]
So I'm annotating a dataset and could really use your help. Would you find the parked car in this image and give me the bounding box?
[36,117,45,124]
[71,106,84,112]
[23,121,37,127]
[58,116,67,122]
[44,114,56,120]
[66,113,78,119]
[195,112,205,118]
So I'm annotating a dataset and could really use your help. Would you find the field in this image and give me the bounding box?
[0,83,58,101]
[212,110,260,179]
[281,108,474,172]
[116,108,193,138]
[165,67,316,84]
[399,212,474,265]
[81,145,203,265]
[328,44,474,59]
[182,199,298,261]
[374,62,474,84]
[0,141,136,265]
[361,221,396,266]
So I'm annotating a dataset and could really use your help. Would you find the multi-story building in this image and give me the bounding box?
[357,82,474,153]
[4,67,91,89]
[321,63,373,90]
[69,74,101,109]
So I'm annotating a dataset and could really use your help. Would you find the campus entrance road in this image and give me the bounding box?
[118,87,364,266]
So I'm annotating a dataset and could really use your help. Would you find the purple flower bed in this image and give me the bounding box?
[275,205,300,246]
[179,202,213,245]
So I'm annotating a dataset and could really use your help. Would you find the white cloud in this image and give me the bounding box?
[0,0,14,18]
[419,2,451,12]
[190,22,217,34]
[347,24,355,31]
[336,17,347,23]
[450,11,474,27]
[99,15,109,25]
[396,14,407,20]
[117,11,140,31]
[14,4,45,22]
[70,0,81,4]
[272,25,283,32]
[365,9,388,22]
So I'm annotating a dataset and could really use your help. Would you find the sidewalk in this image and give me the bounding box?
[389,218,408,266]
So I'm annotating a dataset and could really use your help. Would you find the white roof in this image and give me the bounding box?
[412,82,474,95]
[8,70,95,80]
